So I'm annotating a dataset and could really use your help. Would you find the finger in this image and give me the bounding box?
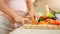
[35,14,38,20]
[30,16,34,21]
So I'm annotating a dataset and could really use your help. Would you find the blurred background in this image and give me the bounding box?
[32,0,60,12]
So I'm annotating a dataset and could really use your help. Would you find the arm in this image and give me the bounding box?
[0,0,18,18]
[0,0,23,23]
[26,0,37,20]
[26,0,34,12]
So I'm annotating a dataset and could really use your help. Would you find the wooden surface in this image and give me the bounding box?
[9,24,60,34]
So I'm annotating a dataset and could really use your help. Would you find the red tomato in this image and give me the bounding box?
[52,20,59,25]
[44,19,51,22]
[40,16,46,18]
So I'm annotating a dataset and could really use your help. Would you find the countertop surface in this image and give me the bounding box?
[9,25,60,34]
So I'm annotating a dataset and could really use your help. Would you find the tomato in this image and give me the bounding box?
[52,20,59,25]
[40,16,46,18]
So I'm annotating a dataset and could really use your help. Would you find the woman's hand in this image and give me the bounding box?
[29,11,38,21]
[13,14,24,24]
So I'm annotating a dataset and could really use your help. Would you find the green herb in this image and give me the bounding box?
[56,11,60,14]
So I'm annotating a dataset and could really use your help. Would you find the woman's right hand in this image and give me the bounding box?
[13,14,24,24]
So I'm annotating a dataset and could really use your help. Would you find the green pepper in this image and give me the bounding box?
[38,18,46,22]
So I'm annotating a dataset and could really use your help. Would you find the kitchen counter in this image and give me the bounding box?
[9,24,60,34]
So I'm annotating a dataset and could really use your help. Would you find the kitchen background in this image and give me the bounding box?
[33,0,60,12]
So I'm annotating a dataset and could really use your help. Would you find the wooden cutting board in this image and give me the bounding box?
[9,24,60,34]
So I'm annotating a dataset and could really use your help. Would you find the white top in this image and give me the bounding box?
[5,0,28,13]
[0,0,28,14]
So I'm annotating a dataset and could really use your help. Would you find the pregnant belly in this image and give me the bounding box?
[15,11,28,18]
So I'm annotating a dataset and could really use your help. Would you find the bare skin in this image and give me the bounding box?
[0,0,37,24]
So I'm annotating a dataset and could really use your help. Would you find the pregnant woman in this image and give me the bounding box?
[0,0,37,34]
